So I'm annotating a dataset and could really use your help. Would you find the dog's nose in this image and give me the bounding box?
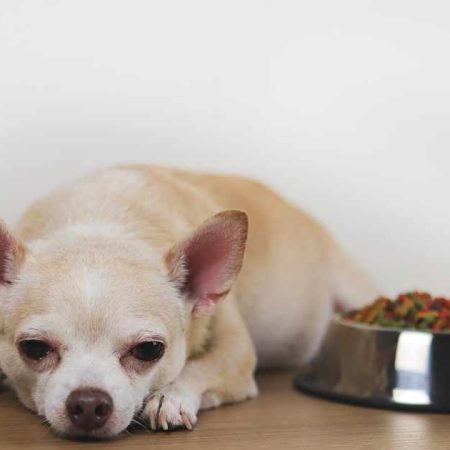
[66,389,113,431]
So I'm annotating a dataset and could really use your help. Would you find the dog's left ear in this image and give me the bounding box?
[165,210,248,315]
[0,221,25,286]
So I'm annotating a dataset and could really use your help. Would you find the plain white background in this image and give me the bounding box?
[1,0,449,296]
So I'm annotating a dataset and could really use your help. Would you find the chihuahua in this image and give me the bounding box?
[0,165,377,439]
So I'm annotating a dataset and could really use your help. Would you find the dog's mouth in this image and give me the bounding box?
[54,425,126,441]
[46,411,148,441]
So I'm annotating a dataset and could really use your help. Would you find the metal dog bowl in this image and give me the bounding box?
[295,318,450,412]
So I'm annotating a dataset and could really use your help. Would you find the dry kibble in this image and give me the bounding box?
[342,292,450,331]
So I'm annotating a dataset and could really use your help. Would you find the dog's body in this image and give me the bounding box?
[0,165,377,438]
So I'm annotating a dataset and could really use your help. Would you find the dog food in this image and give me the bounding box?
[343,291,450,331]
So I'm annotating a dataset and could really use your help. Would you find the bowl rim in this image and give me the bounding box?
[333,314,450,335]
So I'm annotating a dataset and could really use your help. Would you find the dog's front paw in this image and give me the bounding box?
[143,383,200,431]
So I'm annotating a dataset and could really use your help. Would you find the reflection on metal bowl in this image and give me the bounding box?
[294,318,450,411]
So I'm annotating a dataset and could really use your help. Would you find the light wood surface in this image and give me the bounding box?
[0,371,448,449]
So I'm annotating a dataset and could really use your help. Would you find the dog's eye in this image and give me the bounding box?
[130,341,165,362]
[19,340,54,360]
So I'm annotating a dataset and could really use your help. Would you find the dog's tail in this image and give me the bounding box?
[330,245,381,312]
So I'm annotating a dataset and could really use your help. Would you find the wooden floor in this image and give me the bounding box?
[0,371,448,449]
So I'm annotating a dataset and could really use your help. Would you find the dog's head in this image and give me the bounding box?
[0,211,247,439]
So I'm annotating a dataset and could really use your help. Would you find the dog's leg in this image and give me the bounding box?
[143,303,257,431]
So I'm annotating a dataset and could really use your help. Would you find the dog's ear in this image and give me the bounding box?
[0,221,25,286]
[165,210,248,315]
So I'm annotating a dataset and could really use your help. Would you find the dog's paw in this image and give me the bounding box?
[143,383,200,431]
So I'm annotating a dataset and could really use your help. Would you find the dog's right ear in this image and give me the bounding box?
[0,221,25,286]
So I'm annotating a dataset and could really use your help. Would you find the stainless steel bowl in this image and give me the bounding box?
[294,317,450,411]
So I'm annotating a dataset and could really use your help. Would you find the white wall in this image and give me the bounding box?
[1,0,449,296]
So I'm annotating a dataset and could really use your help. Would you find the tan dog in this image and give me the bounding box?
[0,165,377,439]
